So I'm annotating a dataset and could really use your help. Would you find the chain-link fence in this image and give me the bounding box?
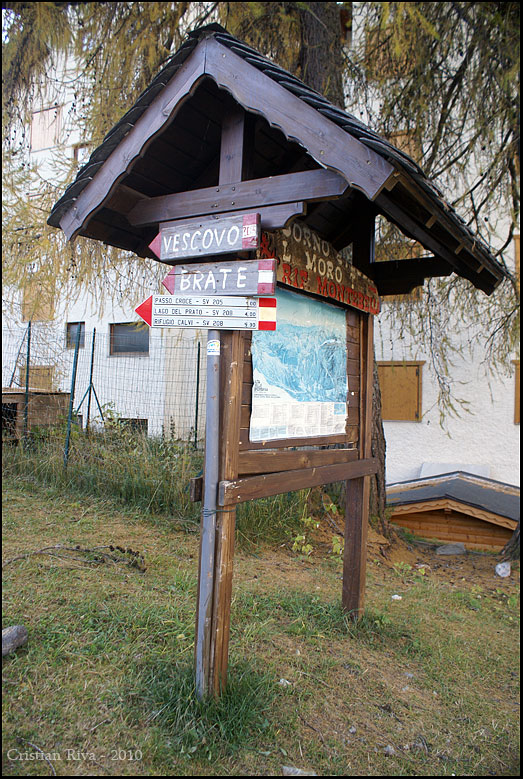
[2,323,207,448]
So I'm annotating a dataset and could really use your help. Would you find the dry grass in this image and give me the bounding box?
[2,475,520,776]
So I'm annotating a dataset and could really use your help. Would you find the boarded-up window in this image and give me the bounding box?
[22,284,55,322]
[514,360,520,425]
[387,130,422,164]
[66,322,85,349]
[110,323,149,355]
[365,25,414,79]
[378,361,423,421]
[30,105,62,151]
[19,365,55,391]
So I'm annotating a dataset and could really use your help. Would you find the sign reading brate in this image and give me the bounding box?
[149,213,260,261]
[162,259,276,296]
[135,294,277,331]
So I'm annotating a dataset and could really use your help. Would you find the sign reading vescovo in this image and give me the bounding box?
[149,213,260,261]
[162,259,276,296]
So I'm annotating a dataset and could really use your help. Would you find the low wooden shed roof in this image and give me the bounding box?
[387,471,520,524]
[48,23,506,296]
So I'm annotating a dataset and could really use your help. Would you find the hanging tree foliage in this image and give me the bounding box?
[2,1,520,383]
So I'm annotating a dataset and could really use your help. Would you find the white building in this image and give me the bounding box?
[2,12,519,485]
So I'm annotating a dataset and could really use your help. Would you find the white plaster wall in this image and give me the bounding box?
[375,320,520,487]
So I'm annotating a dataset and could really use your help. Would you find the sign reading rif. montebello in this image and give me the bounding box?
[149,213,260,261]
[258,220,380,315]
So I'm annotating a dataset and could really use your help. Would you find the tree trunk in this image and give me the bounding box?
[370,357,389,535]
[297,2,345,107]
[297,2,388,530]
[502,519,520,560]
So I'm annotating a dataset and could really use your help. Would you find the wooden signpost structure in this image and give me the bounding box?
[48,25,507,701]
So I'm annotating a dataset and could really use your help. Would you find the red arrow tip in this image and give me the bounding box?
[135,295,153,327]
[149,233,161,259]
[162,269,175,294]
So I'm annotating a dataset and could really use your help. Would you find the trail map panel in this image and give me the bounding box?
[249,288,348,441]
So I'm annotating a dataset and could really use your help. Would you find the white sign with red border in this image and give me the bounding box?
[135,294,276,331]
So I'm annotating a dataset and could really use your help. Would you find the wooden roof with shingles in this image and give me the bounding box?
[387,471,520,523]
[48,23,507,296]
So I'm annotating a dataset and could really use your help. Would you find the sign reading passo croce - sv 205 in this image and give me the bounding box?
[149,213,260,261]
[259,220,380,315]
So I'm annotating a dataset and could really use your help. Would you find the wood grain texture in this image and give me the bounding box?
[204,37,395,200]
[219,457,377,504]
[128,168,348,226]
[209,328,245,695]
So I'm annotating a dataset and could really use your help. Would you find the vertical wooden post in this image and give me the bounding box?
[195,330,221,700]
[209,330,244,695]
[343,210,375,618]
[342,313,374,618]
[194,100,247,698]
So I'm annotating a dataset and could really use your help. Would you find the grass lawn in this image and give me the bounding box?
[2,475,520,776]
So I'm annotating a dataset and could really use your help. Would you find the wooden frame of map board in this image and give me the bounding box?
[205,225,377,695]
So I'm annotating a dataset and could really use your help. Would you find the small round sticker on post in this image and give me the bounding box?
[207,339,220,356]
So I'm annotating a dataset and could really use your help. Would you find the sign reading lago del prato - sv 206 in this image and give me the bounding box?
[135,294,277,331]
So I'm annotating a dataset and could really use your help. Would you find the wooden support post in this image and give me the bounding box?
[194,101,247,699]
[195,330,221,700]
[209,330,244,695]
[342,313,374,618]
[343,209,375,619]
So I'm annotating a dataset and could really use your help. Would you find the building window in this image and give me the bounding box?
[120,418,148,434]
[377,361,424,421]
[109,323,149,355]
[30,105,62,151]
[364,24,414,80]
[66,322,85,349]
[22,284,55,322]
[387,130,422,164]
[72,143,91,166]
[19,365,55,391]
[514,360,520,425]
[340,5,352,47]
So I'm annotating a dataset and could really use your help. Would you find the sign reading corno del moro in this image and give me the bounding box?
[258,220,380,315]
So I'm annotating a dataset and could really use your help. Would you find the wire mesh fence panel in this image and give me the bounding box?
[2,324,207,446]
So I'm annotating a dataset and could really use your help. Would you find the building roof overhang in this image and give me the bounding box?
[48,24,507,296]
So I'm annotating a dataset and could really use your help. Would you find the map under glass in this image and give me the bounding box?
[249,288,348,441]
